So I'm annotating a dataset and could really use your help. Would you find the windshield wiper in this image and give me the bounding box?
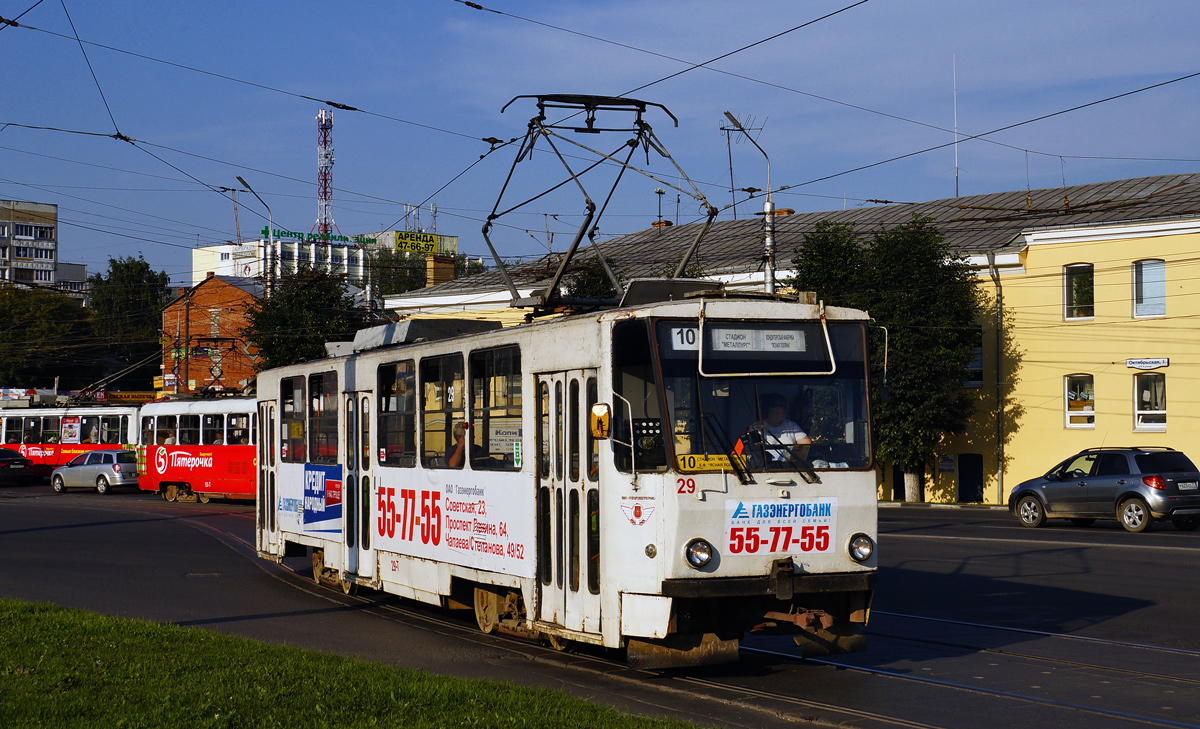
[700,413,755,485]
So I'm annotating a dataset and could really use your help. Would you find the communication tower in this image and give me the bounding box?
[314,108,338,236]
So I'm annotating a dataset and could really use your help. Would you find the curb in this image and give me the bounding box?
[878,501,1008,511]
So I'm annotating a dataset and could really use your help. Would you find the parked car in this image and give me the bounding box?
[0,448,39,486]
[1009,447,1200,532]
[51,450,139,495]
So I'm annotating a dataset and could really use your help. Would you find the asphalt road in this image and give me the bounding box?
[2,484,1198,729]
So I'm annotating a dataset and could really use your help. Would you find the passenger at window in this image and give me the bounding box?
[448,421,469,468]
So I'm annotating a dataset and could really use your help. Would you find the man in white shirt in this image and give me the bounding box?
[755,393,810,462]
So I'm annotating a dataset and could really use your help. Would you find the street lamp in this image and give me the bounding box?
[723,111,776,295]
[236,176,274,294]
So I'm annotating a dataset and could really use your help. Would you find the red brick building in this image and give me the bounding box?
[161,274,262,394]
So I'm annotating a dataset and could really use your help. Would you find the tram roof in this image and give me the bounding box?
[397,172,1200,299]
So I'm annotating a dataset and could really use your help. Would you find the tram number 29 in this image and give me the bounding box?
[378,487,442,546]
[729,525,829,554]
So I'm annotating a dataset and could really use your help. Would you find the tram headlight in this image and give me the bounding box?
[848,533,874,562]
[684,538,714,569]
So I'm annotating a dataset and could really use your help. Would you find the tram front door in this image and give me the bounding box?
[535,370,601,635]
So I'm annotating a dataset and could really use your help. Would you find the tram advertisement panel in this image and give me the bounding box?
[725,498,839,555]
[144,444,256,496]
[302,464,343,534]
[376,474,534,579]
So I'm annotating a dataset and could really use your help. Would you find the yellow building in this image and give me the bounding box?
[927,216,1200,504]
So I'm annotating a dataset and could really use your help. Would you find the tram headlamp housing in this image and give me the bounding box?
[684,538,713,569]
[848,533,874,562]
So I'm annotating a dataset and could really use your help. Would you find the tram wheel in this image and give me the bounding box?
[474,587,499,634]
[546,634,567,652]
[197,493,211,504]
[340,575,358,596]
[164,485,178,502]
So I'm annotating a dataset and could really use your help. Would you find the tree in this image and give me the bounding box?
[87,256,171,388]
[0,285,99,388]
[242,271,364,370]
[565,255,624,300]
[454,254,487,280]
[366,247,426,297]
[790,216,983,502]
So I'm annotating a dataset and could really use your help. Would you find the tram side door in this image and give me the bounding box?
[535,370,601,635]
[258,401,280,554]
[343,394,361,578]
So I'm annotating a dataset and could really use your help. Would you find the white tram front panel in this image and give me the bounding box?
[256,298,877,665]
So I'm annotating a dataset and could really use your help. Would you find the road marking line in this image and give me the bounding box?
[881,532,1200,552]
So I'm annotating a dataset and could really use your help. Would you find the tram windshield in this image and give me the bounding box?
[655,319,871,474]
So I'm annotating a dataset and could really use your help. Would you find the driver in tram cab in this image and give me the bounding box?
[748,392,811,463]
[447,421,469,468]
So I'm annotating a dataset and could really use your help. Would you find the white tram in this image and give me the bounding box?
[255,296,877,667]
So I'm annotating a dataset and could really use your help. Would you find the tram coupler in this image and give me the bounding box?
[626,633,740,669]
[791,624,867,657]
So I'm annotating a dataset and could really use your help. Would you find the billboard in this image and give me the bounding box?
[395,231,458,256]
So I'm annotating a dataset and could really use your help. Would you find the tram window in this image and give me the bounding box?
[587,489,600,594]
[41,417,60,444]
[611,320,667,472]
[361,475,371,549]
[378,361,416,468]
[140,416,154,446]
[202,414,225,445]
[308,372,338,465]
[468,346,522,471]
[537,381,550,480]
[420,354,465,469]
[569,379,580,482]
[156,416,177,445]
[537,486,551,585]
[360,397,370,471]
[107,416,127,445]
[3,417,19,444]
[228,414,251,445]
[569,488,580,592]
[281,377,306,462]
[554,381,563,479]
[21,417,38,444]
[586,378,599,482]
[79,416,100,444]
[179,415,200,445]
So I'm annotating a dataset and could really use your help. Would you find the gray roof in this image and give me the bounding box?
[404,172,1200,297]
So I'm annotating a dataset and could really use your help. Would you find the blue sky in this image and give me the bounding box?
[3,0,1199,284]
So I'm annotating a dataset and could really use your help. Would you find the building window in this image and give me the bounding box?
[1134,372,1166,431]
[0,246,7,259]
[1064,264,1094,319]
[961,329,983,388]
[220,252,231,261]
[34,226,54,240]
[1133,259,1165,318]
[348,255,359,265]
[281,251,295,262]
[298,251,310,262]
[13,224,33,238]
[0,224,7,236]
[1065,374,1095,428]
[34,270,52,282]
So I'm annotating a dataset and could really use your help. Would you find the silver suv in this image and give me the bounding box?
[1009,447,1200,532]
[51,450,139,495]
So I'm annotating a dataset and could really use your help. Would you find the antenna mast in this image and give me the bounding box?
[315,108,337,236]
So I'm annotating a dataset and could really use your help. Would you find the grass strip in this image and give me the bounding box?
[0,598,701,729]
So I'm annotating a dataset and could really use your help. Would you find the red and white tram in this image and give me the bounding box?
[256,296,878,667]
[0,404,138,477]
[137,397,256,502]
